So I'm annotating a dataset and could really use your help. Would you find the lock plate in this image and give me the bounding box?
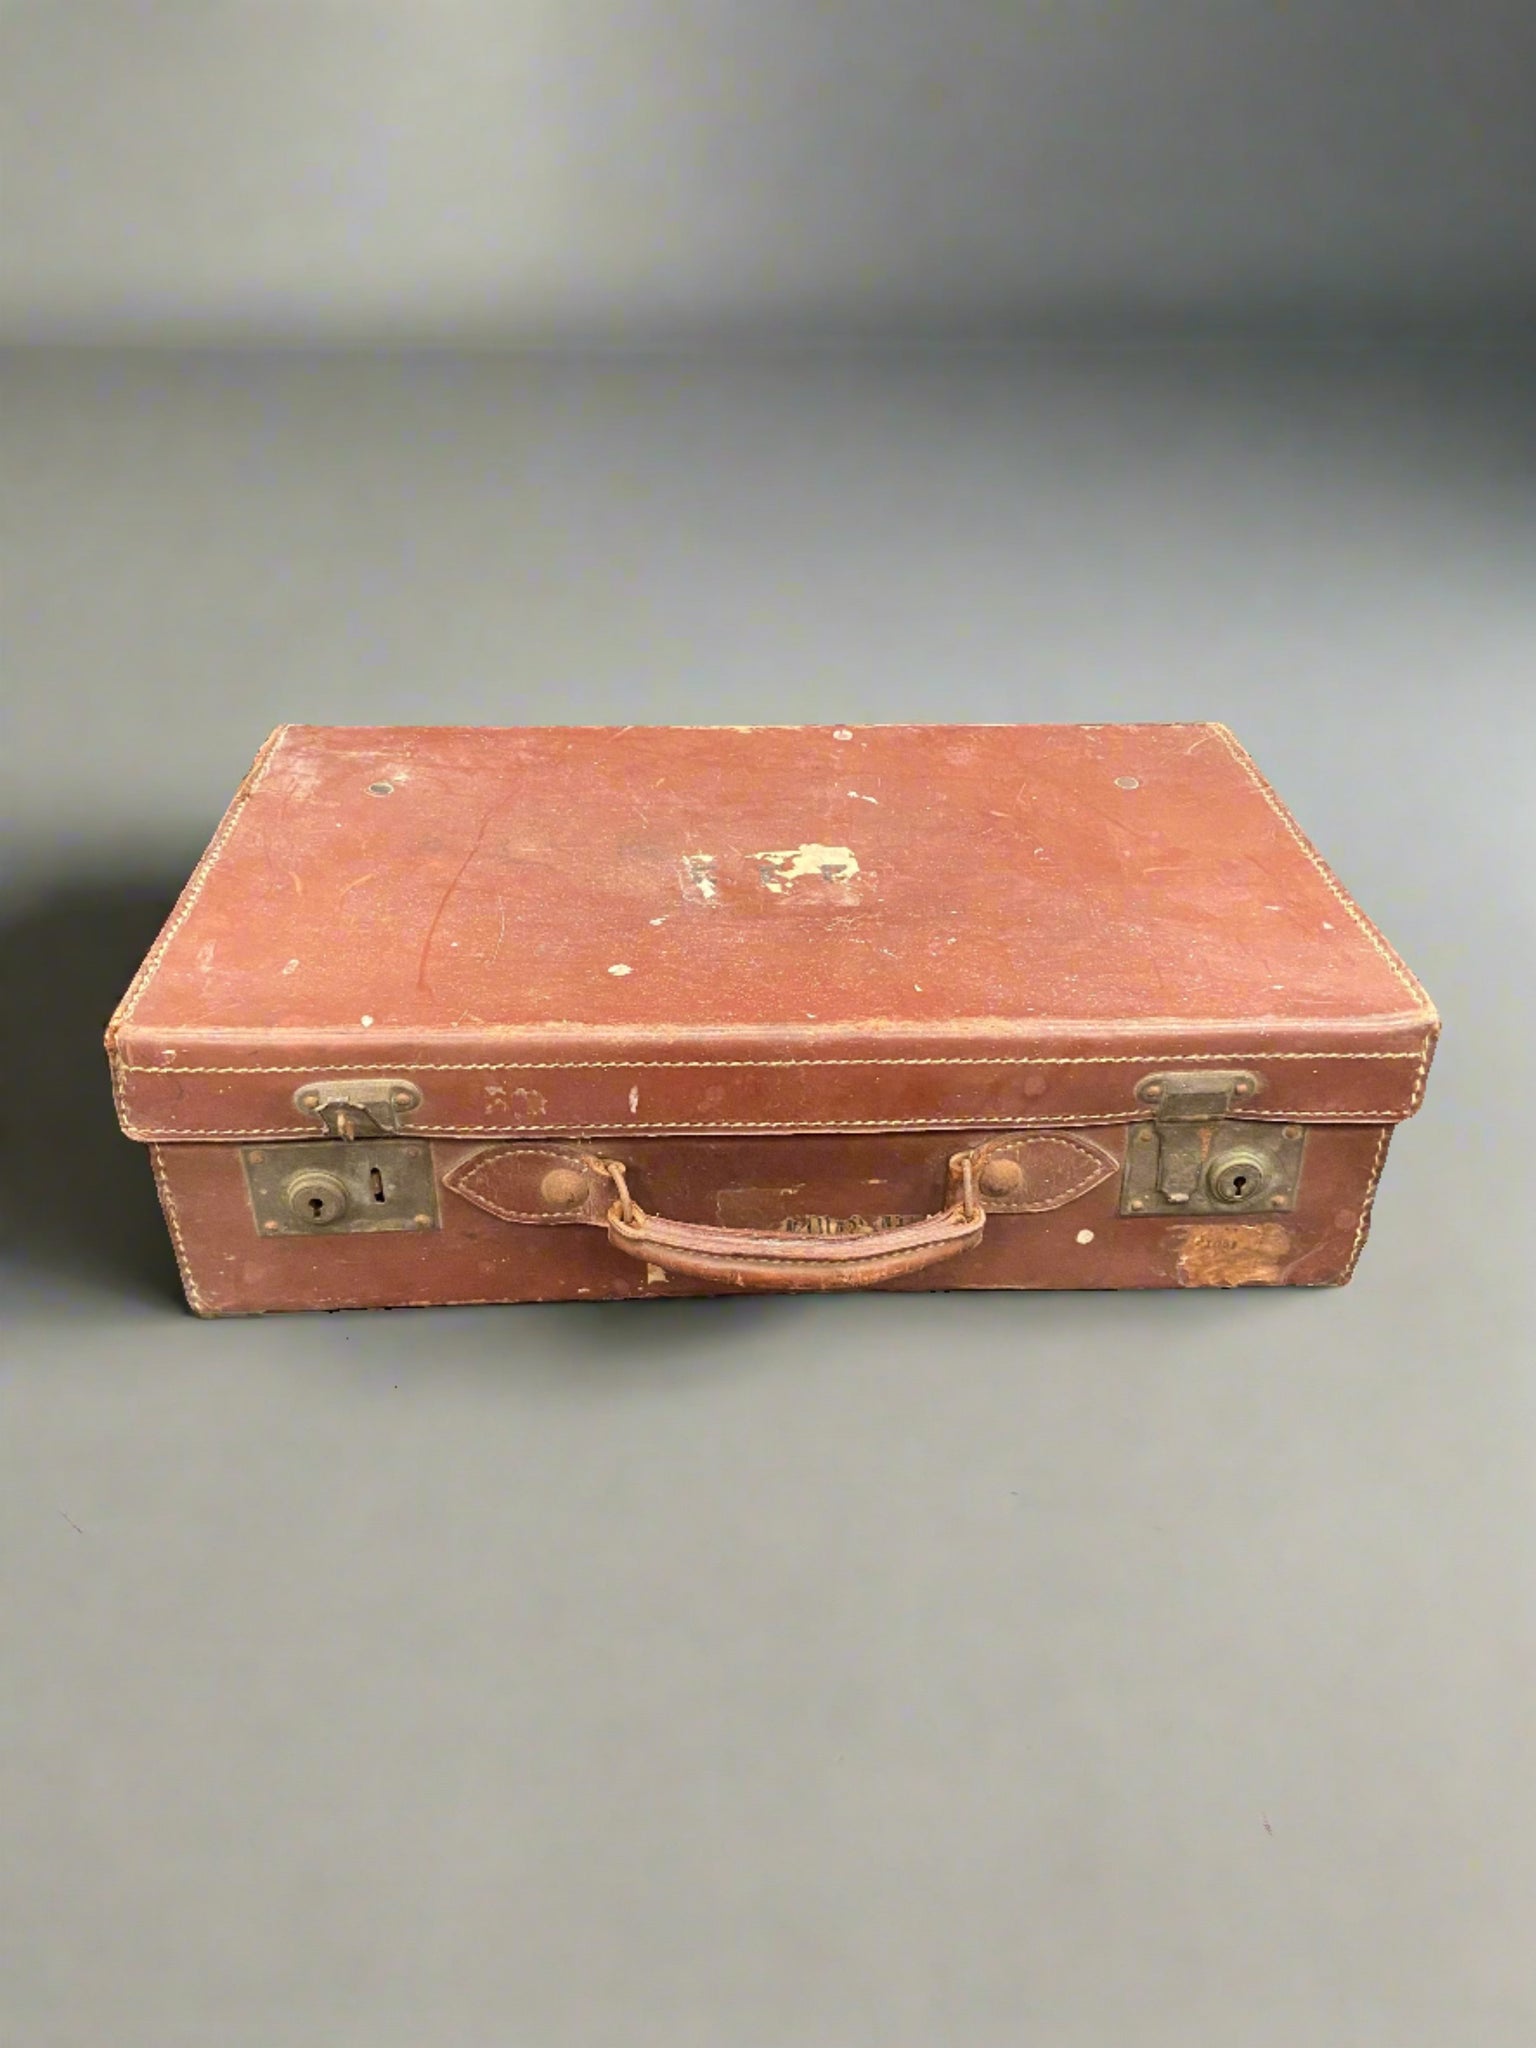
[242,1140,439,1236]
[1120,1117,1305,1218]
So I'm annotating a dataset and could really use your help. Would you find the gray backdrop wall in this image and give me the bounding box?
[3,1,1535,341]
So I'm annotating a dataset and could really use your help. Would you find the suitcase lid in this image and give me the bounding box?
[108,722,1437,1143]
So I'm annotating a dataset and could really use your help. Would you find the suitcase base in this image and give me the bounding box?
[149,1124,1392,1316]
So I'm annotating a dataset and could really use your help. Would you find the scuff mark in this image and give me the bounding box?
[681,853,719,902]
[628,1085,641,1114]
[196,942,216,972]
[755,843,861,893]
[846,790,878,804]
[416,795,518,994]
[337,870,379,902]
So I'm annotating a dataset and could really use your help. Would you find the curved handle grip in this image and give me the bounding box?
[600,1159,985,1292]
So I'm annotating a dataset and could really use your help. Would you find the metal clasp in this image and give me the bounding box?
[1121,1068,1304,1217]
[292,1078,422,1139]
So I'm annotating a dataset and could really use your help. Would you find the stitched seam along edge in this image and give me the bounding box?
[108,726,293,1134]
[149,1144,206,1315]
[1342,1127,1393,1281]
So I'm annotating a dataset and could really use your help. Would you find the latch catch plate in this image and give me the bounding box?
[1121,1069,1305,1217]
[243,1138,439,1236]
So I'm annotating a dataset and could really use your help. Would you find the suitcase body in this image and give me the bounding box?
[107,723,1437,1314]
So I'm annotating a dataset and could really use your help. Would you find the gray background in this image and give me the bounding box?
[3,7,1535,2046]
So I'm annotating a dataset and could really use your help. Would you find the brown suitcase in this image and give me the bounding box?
[107,722,1437,1314]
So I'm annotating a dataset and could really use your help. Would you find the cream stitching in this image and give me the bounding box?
[1342,1127,1393,1281]
[122,1107,1418,1141]
[149,1144,206,1315]
[1208,725,1437,1017]
[109,725,292,1042]
[119,1047,1428,1075]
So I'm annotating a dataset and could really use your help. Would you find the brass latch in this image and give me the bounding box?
[1120,1069,1305,1217]
[242,1080,435,1236]
[292,1078,421,1139]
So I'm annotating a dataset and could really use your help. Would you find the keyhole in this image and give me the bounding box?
[1230,1173,1248,1197]
[370,1166,386,1203]
[308,1195,325,1217]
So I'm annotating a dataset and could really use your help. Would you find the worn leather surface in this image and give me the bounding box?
[150,1124,1394,1315]
[109,723,1438,1141]
[605,1199,987,1291]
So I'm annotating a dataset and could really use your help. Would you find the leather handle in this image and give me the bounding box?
[600,1157,986,1292]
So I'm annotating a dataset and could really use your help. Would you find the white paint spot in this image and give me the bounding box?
[755,843,860,892]
[645,1263,667,1286]
[360,1014,374,1027]
[280,957,300,976]
[1322,920,1335,929]
[628,1085,641,1114]
[649,916,668,926]
[832,727,853,740]
[159,1048,177,1063]
[608,963,633,976]
[1076,1228,1096,1245]
[682,853,719,902]
[913,983,923,992]
[1114,776,1140,790]
[847,789,878,804]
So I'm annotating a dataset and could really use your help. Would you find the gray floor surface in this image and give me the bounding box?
[2,347,1533,2047]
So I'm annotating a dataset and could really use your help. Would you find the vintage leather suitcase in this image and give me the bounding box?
[107,723,1437,1314]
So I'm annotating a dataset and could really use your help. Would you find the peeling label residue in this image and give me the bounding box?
[681,853,719,902]
[509,1087,547,1119]
[628,1085,641,1114]
[1175,1222,1292,1287]
[755,844,861,893]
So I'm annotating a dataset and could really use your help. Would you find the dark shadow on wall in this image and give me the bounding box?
[0,866,190,1305]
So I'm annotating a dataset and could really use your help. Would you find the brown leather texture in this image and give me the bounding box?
[604,1196,987,1291]
[108,721,1434,1312]
[108,722,1437,1143]
[149,1124,1397,1315]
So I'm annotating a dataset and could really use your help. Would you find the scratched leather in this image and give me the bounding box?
[108,723,1438,1141]
[150,1125,1396,1315]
